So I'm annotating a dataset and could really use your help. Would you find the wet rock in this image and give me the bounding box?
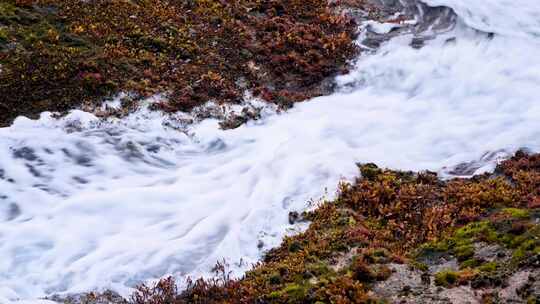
[447,150,509,177]
[474,243,510,263]
[219,107,261,130]
[288,211,301,225]
[340,0,457,52]
[362,36,388,49]
[411,37,427,49]
[48,290,128,304]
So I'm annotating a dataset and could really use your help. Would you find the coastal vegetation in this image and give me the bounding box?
[118,151,540,303]
[0,0,362,126]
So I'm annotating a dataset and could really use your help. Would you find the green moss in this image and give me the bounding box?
[454,244,475,262]
[508,234,529,248]
[477,262,498,273]
[267,291,281,299]
[0,25,7,37]
[502,208,530,219]
[434,270,459,287]
[460,258,481,269]
[417,221,497,264]
[410,261,429,272]
[417,240,449,256]
[504,225,540,265]
[0,2,17,20]
[454,221,497,241]
[512,239,538,263]
[283,283,310,302]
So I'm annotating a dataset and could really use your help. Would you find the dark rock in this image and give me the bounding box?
[288,211,300,225]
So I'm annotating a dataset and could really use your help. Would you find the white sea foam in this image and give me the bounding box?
[425,0,540,38]
[2,1,540,302]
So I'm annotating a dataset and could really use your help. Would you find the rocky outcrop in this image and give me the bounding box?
[121,152,540,304]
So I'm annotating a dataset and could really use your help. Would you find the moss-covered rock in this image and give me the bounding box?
[125,152,540,303]
[434,269,459,287]
[0,0,361,126]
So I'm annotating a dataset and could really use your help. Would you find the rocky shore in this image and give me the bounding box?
[0,0,364,127]
[53,151,540,304]
[3,1,539,303]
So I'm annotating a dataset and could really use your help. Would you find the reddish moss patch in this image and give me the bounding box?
[0,0,360,126]
[129,152,540,303]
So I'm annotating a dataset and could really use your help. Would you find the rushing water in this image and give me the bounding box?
[1,1,540,302]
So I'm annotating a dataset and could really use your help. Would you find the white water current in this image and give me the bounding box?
[1,1,540,302]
